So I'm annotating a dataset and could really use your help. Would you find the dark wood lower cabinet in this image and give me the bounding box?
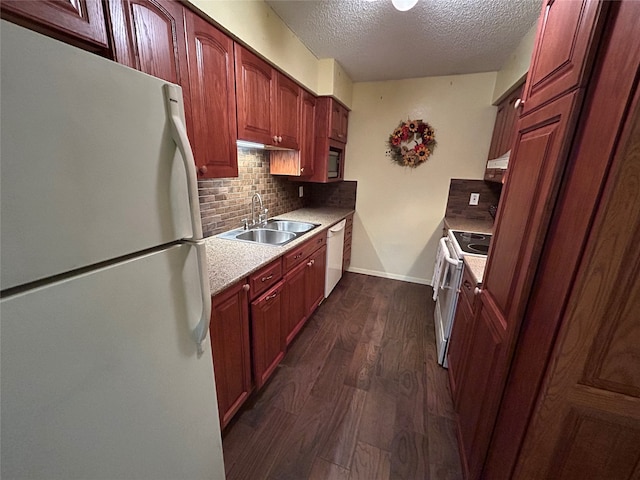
[283,260,308,346]
[305,245,326,315]
[283,243,327,347]
[251,280,285,389]
[209,281,252,429]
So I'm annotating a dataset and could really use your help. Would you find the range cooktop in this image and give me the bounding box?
[450,230,492,256]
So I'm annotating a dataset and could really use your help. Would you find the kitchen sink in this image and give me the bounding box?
[262,220,317,233]
[235,229,295,245]
[216,219,319,246]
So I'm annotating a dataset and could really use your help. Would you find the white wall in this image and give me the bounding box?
[344,73,497,284]
[492,22,538,103]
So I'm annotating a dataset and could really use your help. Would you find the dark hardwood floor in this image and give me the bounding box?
[222,272,463,480]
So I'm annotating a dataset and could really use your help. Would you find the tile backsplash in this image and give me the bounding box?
[445,179,501,223]
[198,148,358,237]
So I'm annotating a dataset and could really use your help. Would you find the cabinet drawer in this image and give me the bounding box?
[249,258,283,300]
[460,266,479,311]
[283,232,326,271]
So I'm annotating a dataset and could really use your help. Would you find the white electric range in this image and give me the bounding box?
[432,229,492,367]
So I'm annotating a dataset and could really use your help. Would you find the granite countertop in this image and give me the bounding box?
[204,207,354,296]
[444,217,493,234]
[464,255,487,284]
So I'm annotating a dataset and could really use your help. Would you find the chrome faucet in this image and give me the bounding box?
[250,192,266,227]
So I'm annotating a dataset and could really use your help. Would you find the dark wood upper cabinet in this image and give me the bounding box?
[300,91,317,176]
[1,0,109,53]
[485,83,524,183]
[274,73,301,150]
[184,9,238,178]
[235,44,301,149]
[108,0,192,129]
[234,44,275,146]
[330,100,349,142]
[522,0,608,115]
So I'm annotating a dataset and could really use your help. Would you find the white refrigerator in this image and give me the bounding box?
[0,21,226,479]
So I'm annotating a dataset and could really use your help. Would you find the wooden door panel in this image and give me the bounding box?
[305,245,326,315]
[130,2,178,82]
[515,60,640,478]
[300,91,316,176]
[210,282,251,428]
[251,281,285,389]
[275,73,300,149]
[455,298,507,478]
[185,11,237,178]
[485,91,579,319]
[446,291,472,408]
[523,0,607,115]
[283,261,307,346]
[109,0,192,135]
[1,0,109,51]
[235,45,274,145]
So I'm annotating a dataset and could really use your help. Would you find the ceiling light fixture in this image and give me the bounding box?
[391,0,418,11]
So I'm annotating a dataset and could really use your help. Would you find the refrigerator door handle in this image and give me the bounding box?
[164,84,211,356]
[189,239,211,357]
[164,84,203,240]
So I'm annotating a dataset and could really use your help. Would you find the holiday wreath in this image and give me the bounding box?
[386,119,437,168]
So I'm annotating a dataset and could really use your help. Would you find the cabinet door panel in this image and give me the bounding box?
[305,245,326,315]
[1,0,109,51]
[523,0,607,115]
[446,290,472,407]
[283,261,307,346]
[275,73,300,149]
[185,11,237,178]
[109,0,192,135]
[485,91,579,319]
[210,282,251,428]
[455,297,507,479]
[300,91,316,176]
[235,45,275,145]
[251,281,285,389]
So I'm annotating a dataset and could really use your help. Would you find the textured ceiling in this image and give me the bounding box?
[265,0,542,82]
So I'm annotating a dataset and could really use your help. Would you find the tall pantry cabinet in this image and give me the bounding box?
[452,1,640,479]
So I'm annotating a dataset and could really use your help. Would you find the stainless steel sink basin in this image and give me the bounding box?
[263,220,317,233]
[216,219,319,246]
[234,228,295,245]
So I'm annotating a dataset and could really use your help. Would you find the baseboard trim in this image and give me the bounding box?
[345,267,432,286]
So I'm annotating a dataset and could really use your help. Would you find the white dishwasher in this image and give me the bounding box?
[325,219,347,297]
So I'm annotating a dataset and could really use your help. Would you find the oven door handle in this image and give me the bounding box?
[440,237,461,267]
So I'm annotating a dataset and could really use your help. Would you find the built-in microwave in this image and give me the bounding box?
[328,142,343,179]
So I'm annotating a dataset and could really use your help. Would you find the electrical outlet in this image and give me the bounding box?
[299,186,304,198]
[469,193,480,206]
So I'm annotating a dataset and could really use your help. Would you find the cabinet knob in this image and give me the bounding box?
[277,136,282,143]
[514,98,524,110]
[307,259,315,267]
[198,166,208,175]
[474,287,482,295]
[243,284,250,292]
[273,135,278,143]
[300,167,305,173]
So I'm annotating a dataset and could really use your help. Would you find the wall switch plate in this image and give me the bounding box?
[299,186,304,197]
[469,193,480,206]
